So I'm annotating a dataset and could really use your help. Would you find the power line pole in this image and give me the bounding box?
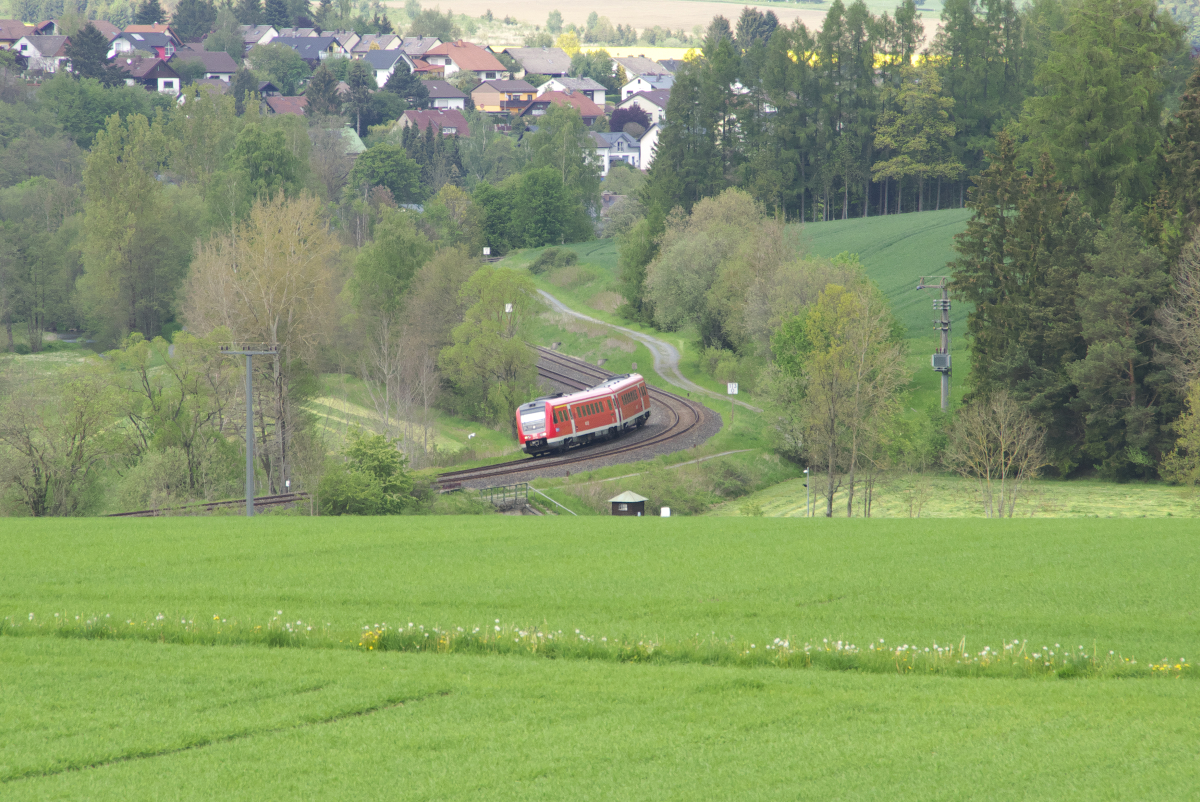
[220,343,278,517]
[917,276,951,411]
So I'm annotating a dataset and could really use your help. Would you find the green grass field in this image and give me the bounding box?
[2,517,1196,797]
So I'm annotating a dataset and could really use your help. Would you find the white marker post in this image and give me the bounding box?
[727,382,738,423]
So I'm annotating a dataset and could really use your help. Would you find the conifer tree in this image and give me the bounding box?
[264,0,290,29]
[65,22,126,86]
[305,63,340,116]
[1149,61,1200,259]
[382,63,427,107]
[232,67,258,115]
[346,58,374,135]
[234,0,262,26]
[172,0,218,43]
[135,0,166,25]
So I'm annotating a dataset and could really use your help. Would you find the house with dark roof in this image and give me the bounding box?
[621,73,673,101]
[0,20,33,49]
[124,24,182,48]
[590,131,640,175]
[258,80,280,96]
[398,36,439,57]
[425,79,466,110]
[398,108,470,138]
[275,27,318,38]
[323,30,360,51]
[13,35,69,72]
[537,76,605,106]
[239,25,278,48]
[362,49,407,88]
[423,40,505,80]
[172,48,237,81]
[501,46,570,78]
[110,31,176,60]
[262,95,308,115]
[471,78,535,113]
[352,33,401,56]
[613,55,670,77]
[115,55,181,94]
[517,90,603,126]
[270,36,348,66]
[617,89,670,124]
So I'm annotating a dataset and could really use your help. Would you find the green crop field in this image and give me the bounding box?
[2,517,1196,797]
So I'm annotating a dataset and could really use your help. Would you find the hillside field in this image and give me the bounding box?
[1,516,1195,797]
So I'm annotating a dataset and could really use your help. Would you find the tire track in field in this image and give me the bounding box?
[0,689,452,784]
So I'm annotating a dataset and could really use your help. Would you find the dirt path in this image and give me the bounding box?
[538,289,763,412]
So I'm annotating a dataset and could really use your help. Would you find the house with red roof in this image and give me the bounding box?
[518,90,604,126]
[422,40,505,81]
[262,95,308,115]
[398,109,470,138]
[114,55,182,94]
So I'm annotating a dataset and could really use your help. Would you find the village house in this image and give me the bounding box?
[362,49,407,88]
[518,90,603,126]
[239,25,278,50]
[425,79,466,109]
[0,20,34,48]
[501,46,570,78]
[109,31,176,59]
[13,35,69,72]
[537,76,605,106]
[398,108,470,137]
[323,30,361,51]
[398,36,440,57]
[621,73,673,101]
[618,89,670,124]
[274,27,318,38]
[590,131,640,175]
[639,123,660,170]
[351,33,401,56]
[471,79,535,113]
[171,48,237,82]
[116,55,181,94]
[123,24,182,47]
[423,40,505,80]
[262,95,308,115]
[613,55,670,78]
[271,36,348,67]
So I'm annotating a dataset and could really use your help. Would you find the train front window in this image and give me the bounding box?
[520,402,546,433]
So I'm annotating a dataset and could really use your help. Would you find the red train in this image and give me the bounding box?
[515,373,652,456]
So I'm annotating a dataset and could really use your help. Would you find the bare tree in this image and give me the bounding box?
[308,118,353,200]
[944,391,1047,518]
[1157,231,1200,389]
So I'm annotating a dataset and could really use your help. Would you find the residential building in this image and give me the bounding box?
[589,131,640,175]
[352,33,401,56]
[537,76,605,106]
[657,59,686,74]
[13,35,69,72]
[501,46,570,78]
[518,90,603,126]
[0,20,34,48]
[115,56,181,94]
[258,80,280,96]
[425,79,466,109]
[275,27,318,38]
[362,49,406,88]
[423,40,505,80]
[189,78,230,95]
[172,49,237,81]
[271,36,348,66]
[621,73,673,101]
[124,24,182,49]
[613,55,669,77]
[398,108,470,137]
[31,20,59,35]
[471,78,535,113]
[398,36,440,57]
[239,25,278,49]
[618,90,670,124]
[262,95,308,114]
[109,31,176,59]
[323,30,360,51]
[639,123,660,170]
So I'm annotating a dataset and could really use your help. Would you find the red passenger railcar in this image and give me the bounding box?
[515,374,651,456]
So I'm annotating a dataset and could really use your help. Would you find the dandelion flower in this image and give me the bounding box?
[277,610,282,615]
[495,625,500,632]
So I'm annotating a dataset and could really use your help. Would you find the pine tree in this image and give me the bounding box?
[232,67,258,115]
[234,0,262,26]
[382,63,427,107]
[263,0,290,29]
[643,58,722,214]
[135,0,166,25]
[1151,60,1200,259]
[305,63,340,116]
[1066,196,1173,478]
[65,22,126,86]
[172,0,217,43]
[346,58,374,135]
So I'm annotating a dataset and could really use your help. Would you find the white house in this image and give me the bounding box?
[171,49,237,82]
[362,49,406,88]
[590,131,640,176]
[239,25,278,48]
[639,123,660,170]
[425,79,466,109]
[14,35,69,72]
[537,76,605,106]
[618,90,670,125]
[621,73,673,101]
[422,40,505,80]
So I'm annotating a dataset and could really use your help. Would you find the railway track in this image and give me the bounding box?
[434,347,709,490]
[108,492,310,518]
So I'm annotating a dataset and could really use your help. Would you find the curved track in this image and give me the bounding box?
[435,347,715,490]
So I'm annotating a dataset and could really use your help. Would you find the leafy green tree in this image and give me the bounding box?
[568,48,620,94]
[508,166,575,247]
[135,0,166,24]
[348,143,421,202]
[248,42,311,96]
[1019,0,1184,215]
[871,62,963,212]
[231,67,258,115]
[37,72,175,147]
[318,428,415,515]
[472,180,513,253]
[1065,197,1172,478]
[438,266,542,425]
[231,122,304,204]
[523,103,601,216]
[406,7,460,40]
[546,9,563,34]
[172,0,218,43]
[205,6,245,63]
[949,132,1096,473]
[65,23,126,86]
[305,63,340,117]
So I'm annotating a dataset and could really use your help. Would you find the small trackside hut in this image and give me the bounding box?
[515,373,651,456]
[609,491,647,516]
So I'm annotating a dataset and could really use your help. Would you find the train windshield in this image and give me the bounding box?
[519,401,546,434]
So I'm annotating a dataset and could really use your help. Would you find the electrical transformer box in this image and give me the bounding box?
[932,353,951,372]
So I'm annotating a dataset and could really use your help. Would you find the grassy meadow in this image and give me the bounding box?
[2,516,1196,797]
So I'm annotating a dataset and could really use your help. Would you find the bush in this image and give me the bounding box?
[528,247,579,275]
[317,429,415,515]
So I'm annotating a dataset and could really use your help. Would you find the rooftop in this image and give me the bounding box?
[425,40,504,73]
[501,46,571,75]
[423,79,465,98]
